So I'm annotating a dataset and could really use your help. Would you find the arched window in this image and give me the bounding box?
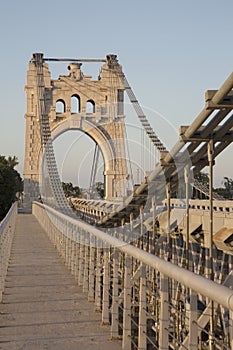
[71,94,80,114]
[86,99,95,114]
[56,99,66,114]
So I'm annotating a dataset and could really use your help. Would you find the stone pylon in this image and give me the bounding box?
[23,54,128,206]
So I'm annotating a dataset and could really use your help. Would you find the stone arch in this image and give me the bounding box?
[50,115,115,199]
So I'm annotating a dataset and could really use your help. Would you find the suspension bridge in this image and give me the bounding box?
[1,53,233,349]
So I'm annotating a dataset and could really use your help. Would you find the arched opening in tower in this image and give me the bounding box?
[53,130,105,200]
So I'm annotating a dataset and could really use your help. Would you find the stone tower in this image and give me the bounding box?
[23,54,128,205]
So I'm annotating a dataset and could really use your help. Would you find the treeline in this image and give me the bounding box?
[214,177,233,199]
[62,182,82,198]
[0,156,23,220]
[62,181,104,199]
[195,172,233,199]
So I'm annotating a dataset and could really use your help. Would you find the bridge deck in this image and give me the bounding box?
[0,214,121,350]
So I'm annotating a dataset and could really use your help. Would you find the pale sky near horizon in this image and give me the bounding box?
[0,0,233,188]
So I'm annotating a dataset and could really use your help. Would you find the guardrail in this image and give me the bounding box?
[0,203,17,301]
[169,198,233,213]
[33,201,233,350]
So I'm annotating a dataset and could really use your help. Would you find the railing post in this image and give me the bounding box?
[152,195,156,250]
[159,273,169,350]
[88,235,95,302]
[166,182,171,261]
[184,164,190,270]
[102,248,110,325]
[138,264,147,350]
[61,223,66,260]
[0,235,4,302]
[130,212,134,242]
[230,310,233,349]
[68,226,73,272]
[121,218,125,241]
[122,255,131,350]
[67,224,72,270]
[57,227,62,257]
[189,289,198,349]
[70,236,76,275]
[74,239,80,282]
[208,139,214,350]
[111,249,120,339]
[78,230,84,286]
[83,233,89,294]
[65,227,69,266]
[140,205,143,249]
[95,244,102,312]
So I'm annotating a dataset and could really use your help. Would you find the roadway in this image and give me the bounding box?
[0,214,121,350]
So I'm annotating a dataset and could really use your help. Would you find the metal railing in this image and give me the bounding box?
[33,201,233,349]
[0,203,17,301]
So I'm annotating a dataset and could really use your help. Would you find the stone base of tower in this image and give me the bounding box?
[104,168,128,200]
[23,178,40,210]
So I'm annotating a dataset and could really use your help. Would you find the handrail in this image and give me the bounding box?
[0,202,17,301]
[33,201,233,311]
[0,202,17,234]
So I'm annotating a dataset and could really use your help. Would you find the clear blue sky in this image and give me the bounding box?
[0,0,233,187]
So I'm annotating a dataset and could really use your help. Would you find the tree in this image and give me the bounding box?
[222,177,233,199]
[95,181,104,199]
[7,156,19,168]
[62,182,82,198]
[73,185,82,198]
[208,176,233,199]
[194,172,209,186]
[0,155,23,220]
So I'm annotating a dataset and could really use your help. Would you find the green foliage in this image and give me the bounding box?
[95,181,104,199]
[194,172,209,185]
[0,156,23,220]
[215,177,233,199]
[62,182,82,198]
[223,177,233,199]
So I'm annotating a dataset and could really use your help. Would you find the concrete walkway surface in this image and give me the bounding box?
[0,214,121,350]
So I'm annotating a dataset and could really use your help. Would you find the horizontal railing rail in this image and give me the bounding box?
[0,202,17,301]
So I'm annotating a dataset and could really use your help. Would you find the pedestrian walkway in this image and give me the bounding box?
[0,214,121,350]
